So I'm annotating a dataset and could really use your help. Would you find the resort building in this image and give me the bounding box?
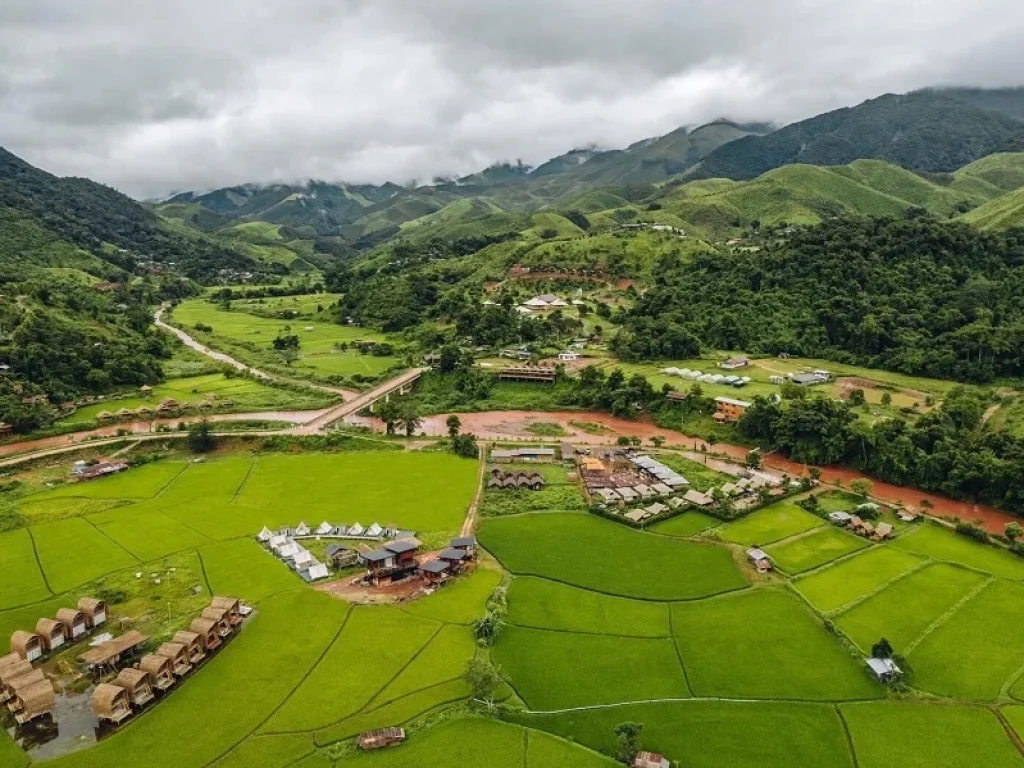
[713,396,752,423]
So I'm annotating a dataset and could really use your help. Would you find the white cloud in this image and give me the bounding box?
[0,0,1021,197]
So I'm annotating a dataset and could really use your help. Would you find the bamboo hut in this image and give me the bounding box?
[11,631,43,662]
[156,643,192,677]
[12,680,55,724]
[7,669,47,709]
[78,631,148,672]
[200,606,232,638]
[1,662,37,702]
[210,597,242,627]
[92,683,132,725]
[173,631,205,664]
[113,667,154,707]
[139,655,175,692]
[116,408,134,420]
[189,618,221,651]
[78,598,107,629]
[35,618,68,653]
[56,608,89,641]
[96,411,115,422]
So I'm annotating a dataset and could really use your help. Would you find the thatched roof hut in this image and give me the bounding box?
[136,406,154,417]
[114,667,154,706]
[96,411,115,422]
[78,598,107,628]
[172,631,205,664]
[154,644,188,677]
[189,618,221,651]
[56,608,89,641]
[210,597,242,627]
[116,408,134,419]
[2,665,40,702]
[200,607,232,637]
[12,679,55,724]
[11,630,42,662]
[139,655,175,692]
[92,683,132,725]
[0,652,23,675]
[35,618,67,655]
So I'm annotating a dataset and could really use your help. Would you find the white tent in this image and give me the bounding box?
[306,563,330,581]
[269,534,288,551]
[257,527,273,542]
[365,523,383,538]
[348,523,365,537]
[295,522,311,536]
[316,521,333,535]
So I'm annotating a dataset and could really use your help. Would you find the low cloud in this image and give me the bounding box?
[1,0,1022,198]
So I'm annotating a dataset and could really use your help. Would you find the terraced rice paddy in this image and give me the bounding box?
[717,501,825,546]
[764,525,870,574]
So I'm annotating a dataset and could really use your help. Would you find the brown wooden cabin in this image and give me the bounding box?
[173,631,206,664]
[56,608,89,642]
[35,618,68,653]
[189,618,222,651]
[0,652,21,672]
[11,630,43,662]
[157,642,192,676]
[78,598,107,629]
[12,679,55,724]
[438,547,470,574]
[139,655,175,692]
[357,727,406,751]
[114,667,154,707]
[78,631,148,672]
[200,607,232,638]
[419,559,449,585]
[3,666,43,703]
[383,538,421,568]
[450,536,477,559]
[210,597,242,627]
[91,683,132,725]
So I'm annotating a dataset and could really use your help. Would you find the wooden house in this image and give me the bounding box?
[114,667,154,707]
[200,606,233,638]
[450,536,477,558]
[189,618,222,651]
[357,727,406,750]
[438,547,469,574]
[116,408,134,420]
[419,559,449,585]
[35,618,68,653]
[11,630,43,662]
[746,548,773,573]
[56,608,89,641]
[873,522,894,541]
[139,655,176,692]
[326,544,358,568]
[210,597,243,628]
[78,597,107,628]
[713,396,751,423]
[173,631,206,664]
[92,683,132,725]
[12,679,55,724]
[157,643,192,677]
[78,631,148,672]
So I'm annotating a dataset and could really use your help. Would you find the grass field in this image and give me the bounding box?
[0,528,51,609]
[908,578,1024,700]
[479,513,746,599]
[479,484,587,516]
[31,517,139,593]
[172,300,401,382]
[765,526,870,574]
[493,625,690,709]
[718,501,825,546]
[514,700,856,767]
[892,523,1024,579]
[834,563,986,653]
[506,576,671,636]
[841,701,1022,768]
[652,453,734,492]
[794,547,924,613]
[671,590,879,700]
[650,511,719,537]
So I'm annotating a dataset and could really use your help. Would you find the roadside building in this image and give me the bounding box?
[713,396,752,423]
[557,351,581,362]
[719,357,750,370]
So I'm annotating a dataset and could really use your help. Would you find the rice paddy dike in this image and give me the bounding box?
[0,441,1022,768]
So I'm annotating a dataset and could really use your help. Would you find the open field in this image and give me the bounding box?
[765,526,870,574]
[58,373,333,426]
[651,452,734,492]
[717,501,825,546]
[834,563,986,652]
[0,528,51,609]
[794,547,924,613]
[479,484,587,516]
[892,523,1024,579]
[31,517,139,592]
[479,512,747,599]
[650,510,718,537]
[670,590,879,700]
[840,701,1023,768]
[172,299,401,382]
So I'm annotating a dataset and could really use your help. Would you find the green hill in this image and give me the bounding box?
[953,153,1024,192]
[960,186,1024,229]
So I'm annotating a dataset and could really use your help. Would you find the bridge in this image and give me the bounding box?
[297,368,428,433]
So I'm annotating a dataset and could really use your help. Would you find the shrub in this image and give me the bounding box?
[954,520,990,544]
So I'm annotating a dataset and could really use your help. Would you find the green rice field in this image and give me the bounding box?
[892,523,1024,579]
[717,501,825,546]
[650,510,718,537]
[765,525,870,574]
[794,546,924,613]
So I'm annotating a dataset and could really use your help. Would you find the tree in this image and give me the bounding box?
[809,467,822,483]
[650,435,665,448]
[848,388,866,407]
[1006,522,1023,542]
[871,638,894,659]
[446,414,462,439]
[375,399,400,435]
[187,419,216,453]
[614,722,644,763]
[397,404,422,437]
[466,658,501,708]
[451,433,479,459]
[850,478,873,498]
[745,450,761,469]
[881,392,892,406]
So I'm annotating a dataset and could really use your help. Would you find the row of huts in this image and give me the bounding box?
[94,398,232,422]
[90,597,244,726]
[487,468,546,491]
[829,510,895,541]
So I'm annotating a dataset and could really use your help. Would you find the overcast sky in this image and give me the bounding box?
[2,0,1023,199]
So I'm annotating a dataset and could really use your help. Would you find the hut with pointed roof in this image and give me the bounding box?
[96,411,115,422]
[0,659,33,702]
[157,642,192,676]
[139,655,175,692]
[3,666,43,702]
[201,606,232,638]
[114,667,154,707]
[78,597,107,628]
[189,617,221,651]
[173,631,205,664]
[12,679,55,724]
[56,608,89,642]
[210,597,242,628]
[92,683,132,725]
[11,630,43,662]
